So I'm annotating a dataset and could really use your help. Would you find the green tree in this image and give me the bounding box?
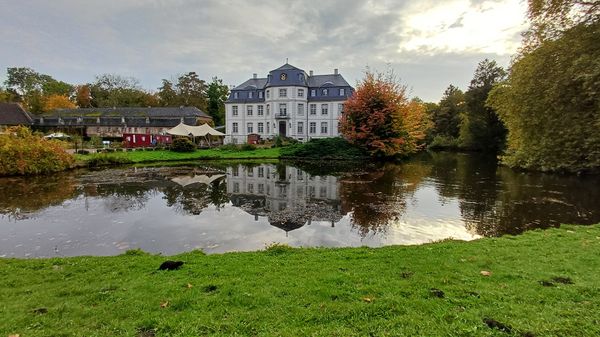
[176,72,207,110]
[459,59,507,152]
[431,85,464,139]
[206,77,229,125]
[90,74,150,107]
[157,79,178,106]
[488,20,600,172]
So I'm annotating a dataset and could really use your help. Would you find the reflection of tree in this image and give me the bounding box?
[163,175,228,215]
[0,173,77,219]
[427,152,600,236]
[339,162,430,237]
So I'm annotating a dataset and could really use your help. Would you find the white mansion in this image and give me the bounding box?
[225,63,354,143]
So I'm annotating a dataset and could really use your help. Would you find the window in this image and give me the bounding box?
[249,91,253,99]
[309,122,316,134]
[258,167,264,178]
[232,166,239,176]
[247,168,253,177]
[232,106,238,116]
[266,90,270,99]
[297,170,303,180]
[259,91,263,99]
[248,183,254,193]
[234,92,239,99]
[266,122,270,133]
[310,104,317,115]
[279,88,287,98]
[279,103,287,116]
[247,122,253,133]
[258,105,264,116]
[323,89,328,96]
[233,182,239,193]
[298,103,304,115]
[297,122,304,134]
[321,104,328,115]
[232,122,238,133]
[266,104,270,115]
[258,183,264,194]
[247,106,253,116]
[298,89,304,97]
[311,89,316,96]
[298,73,304,81]
[321,122,328,134]
[340,88,345,96]
[320,186,327,198]
[258,122,264,133]
[338,103,344,113]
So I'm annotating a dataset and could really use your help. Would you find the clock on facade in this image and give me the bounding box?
[280,73,287,81]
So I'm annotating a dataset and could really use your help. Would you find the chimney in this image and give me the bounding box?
[309,70,313,76]
[334,68,338,75]
[253,73,257,79]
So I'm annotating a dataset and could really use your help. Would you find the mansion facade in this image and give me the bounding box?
[225,63,354,143]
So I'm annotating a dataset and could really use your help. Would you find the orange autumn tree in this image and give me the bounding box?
[43,94,76,111]
[339,71,430,158]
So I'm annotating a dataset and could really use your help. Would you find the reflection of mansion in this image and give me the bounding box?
[226,164,344,232]
[225,63,354,143]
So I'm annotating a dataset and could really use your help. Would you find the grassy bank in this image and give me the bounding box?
[2,225,599,336]
[76,147,281,165]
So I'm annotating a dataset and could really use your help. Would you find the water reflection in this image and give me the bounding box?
[1,154,599,257]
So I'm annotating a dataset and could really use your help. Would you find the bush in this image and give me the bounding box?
[428,135,460,150]
[219,143,240,151]
[240,143,257,151]
[86,154,133,168]
[280,138,367,160]
[171,138,196,152]
[0,126,75,176]
[76,150,90,155]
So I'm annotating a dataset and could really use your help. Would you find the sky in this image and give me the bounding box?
[0,0,528,102]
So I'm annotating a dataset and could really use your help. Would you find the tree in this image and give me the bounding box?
[488,20,600,172]
[339,70,430,158]
[459,59,507,152]
[75,85,92,108]
[431,85,465,139]
[43,94,76,111]
[176,72,207,110]
[157,79,178,106]
[90,74,149,107]
[4,67,74,112]
[206,77,229,125]
[523,0,600,50]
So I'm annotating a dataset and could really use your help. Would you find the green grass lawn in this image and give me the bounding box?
[2,225,599,336]
[76,147,281,165]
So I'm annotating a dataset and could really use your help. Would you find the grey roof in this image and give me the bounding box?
[35,116,198,127]
[232,78,268,90]
[0,102,33,125]
[308,74,351,87]
[273,63,302,71]
[43,106,211,119]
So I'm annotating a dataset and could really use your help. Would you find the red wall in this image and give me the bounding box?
[123,133,172,148]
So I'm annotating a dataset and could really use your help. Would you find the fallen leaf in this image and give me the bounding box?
[9,334,20,337]
[160,301,169,308]
[186,283,193,289]
[480,270,492,276]
[362,297,373,303]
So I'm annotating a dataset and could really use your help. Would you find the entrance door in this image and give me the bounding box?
[279,121,287,137]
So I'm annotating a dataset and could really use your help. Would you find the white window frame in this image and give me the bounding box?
[232,106,238,116]
[279,103,287,116]
[234,92,239,99]
[309,122,316,134]
[247,105,253,116]
[232,122,238,133]
[297,121,304,134]
[298,89,304,97]
[321,104,328,115]
[247,122,253,134]
[340,88,345,96]
[258,105,264,116]
[338,103,344,113]
[249,91,253,99]
[258,122,264,133]
[298,103,304,116]
[279,88,287,98]
[311,89,316,96]
[310,104,317,115]
[321,122,328,134]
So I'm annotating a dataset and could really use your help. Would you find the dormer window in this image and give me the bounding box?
[259,91,263,99]
[234,92,239,99]
[340,88,345,96]
[249,91,253,99]
[323,89,328,96]
[298,73,304,81]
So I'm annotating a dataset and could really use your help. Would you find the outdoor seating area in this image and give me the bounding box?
[166,122,225,148]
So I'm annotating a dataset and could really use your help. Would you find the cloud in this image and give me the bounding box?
[0,0,527,101]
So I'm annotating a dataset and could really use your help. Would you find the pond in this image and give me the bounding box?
[1,152,599,257]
